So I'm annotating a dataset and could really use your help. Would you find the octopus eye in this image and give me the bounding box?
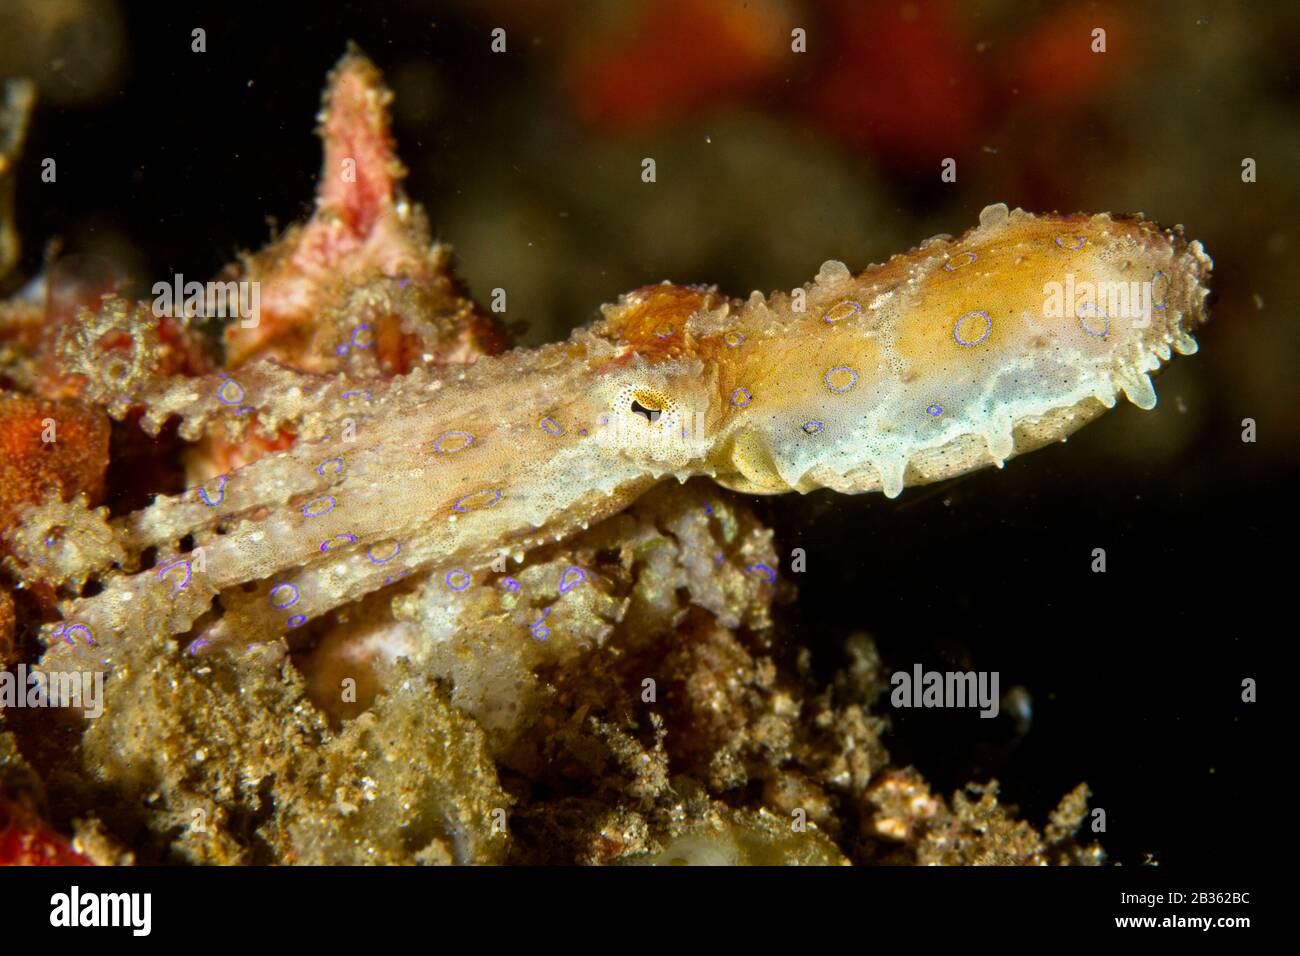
[631,399,662,423]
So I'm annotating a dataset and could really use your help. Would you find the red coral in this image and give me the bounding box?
[567,0,789,133]
[806,0,987,165]
[0,799,92,866]
[0,393,109,538]
[225,49,505,375]
[1010,4,1133,108]
[191,49,507,478]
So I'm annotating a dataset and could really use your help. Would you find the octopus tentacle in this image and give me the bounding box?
[129,361,391,442]
[35,206,1212,680]
[117,432,386,555]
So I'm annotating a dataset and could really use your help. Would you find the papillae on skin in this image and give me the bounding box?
[8,53,1212,681]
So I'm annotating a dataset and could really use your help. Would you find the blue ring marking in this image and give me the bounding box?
[216,377,246,405]
[302,495,336,518]
[433,430,475,454]
[157,559,192,593]
[198,475,228,507]
[822,300,862,324]
[320,533,357,552]
[824,366,859,393]
[1076,303,1110,338]
[529,607,551,641]
[270,583,300,610]
[559,567,586,594]
[64,624,94,646]
[1151,271,1169,311]
[953,310,991,347]
[367,542,401,565]
[453,489,502,513]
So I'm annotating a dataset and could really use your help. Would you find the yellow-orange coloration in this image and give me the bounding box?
[599,284,720,362]
[23,201,1210,680]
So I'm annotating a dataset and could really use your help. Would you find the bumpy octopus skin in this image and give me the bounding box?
[30,203,1211,674]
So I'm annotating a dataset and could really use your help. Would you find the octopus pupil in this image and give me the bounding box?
[631,400,662,423]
